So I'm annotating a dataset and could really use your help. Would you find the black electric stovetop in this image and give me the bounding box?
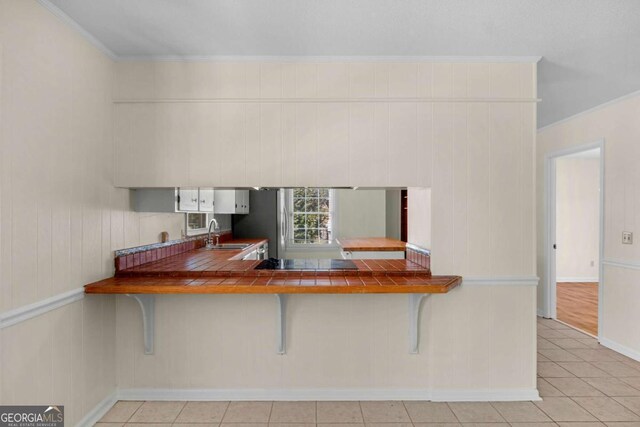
[255,258,358,270]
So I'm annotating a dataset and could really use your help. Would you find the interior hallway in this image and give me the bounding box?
[556,282,599,336]
[95,318,640,426]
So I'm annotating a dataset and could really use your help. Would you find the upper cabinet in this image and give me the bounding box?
[214,189,249,214]
[198,188,215,212]
[134,187,216,213]
[177,187,214,212]
[113,61,537,188]
[177,188,200,212]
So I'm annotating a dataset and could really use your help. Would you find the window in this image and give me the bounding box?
[285,188,335,246]
[185,212,210,236]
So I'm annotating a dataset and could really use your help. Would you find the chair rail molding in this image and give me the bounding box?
[461,276,539,286]
[0,288,85,329]
[603,258,640,271]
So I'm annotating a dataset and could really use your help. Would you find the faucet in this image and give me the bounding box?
[207,218,220,248]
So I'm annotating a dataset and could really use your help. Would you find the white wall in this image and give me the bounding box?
[0,1,182,423]
[337,189,386,239]
[113,61,536,189]
[114,60,539,398]
[385,190,401,240]
[408,187,432,249]
[537,92,640,359]
[555,157,600,281]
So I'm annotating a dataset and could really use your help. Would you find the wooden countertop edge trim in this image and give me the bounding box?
[340,247,407,252]
[337,238,407,252]
[84,276,461,295]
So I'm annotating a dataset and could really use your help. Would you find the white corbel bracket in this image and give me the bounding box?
[127,294,155,355]
[275,294,287,355]
[124,292,429,356]
[409,293,431,354]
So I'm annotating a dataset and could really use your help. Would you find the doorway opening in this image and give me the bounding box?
[545,141,604,338]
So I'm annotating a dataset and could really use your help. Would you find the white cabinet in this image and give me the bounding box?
[214,189,250,214]
[134,187,215,213]
[239,190,250,214]
[177,188,200,212]
[198,188,214,212]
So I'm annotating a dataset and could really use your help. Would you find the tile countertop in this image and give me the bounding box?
[85,238,461,295]
[337,237,407,252]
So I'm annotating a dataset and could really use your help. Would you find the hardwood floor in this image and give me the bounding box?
[556,281,598,336]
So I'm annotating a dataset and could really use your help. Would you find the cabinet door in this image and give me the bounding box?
[199,188,214,212]
[177,188,199,212]
[236,190,250,214]
[243,190,250,213]
[213,189,237,214]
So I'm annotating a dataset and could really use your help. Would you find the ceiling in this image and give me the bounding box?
[45,0,640,127]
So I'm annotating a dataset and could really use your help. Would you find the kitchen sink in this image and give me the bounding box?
[204,243,252,250]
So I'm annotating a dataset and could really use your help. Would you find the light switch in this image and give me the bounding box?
[623,231,633,245]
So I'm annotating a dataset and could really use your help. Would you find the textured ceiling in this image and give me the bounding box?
[46,0,640,127]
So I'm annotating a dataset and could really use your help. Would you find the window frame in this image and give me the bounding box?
[283,188,338,250]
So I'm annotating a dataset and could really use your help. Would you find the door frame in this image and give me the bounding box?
[544,139,605,337]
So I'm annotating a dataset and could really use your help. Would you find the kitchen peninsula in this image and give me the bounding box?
[85,236,461,355]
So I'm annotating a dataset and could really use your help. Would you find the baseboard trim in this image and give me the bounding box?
[76,391,117,427]
[462,276,539,286]
[0,288,85,329]
[600,337,640,363]
[116,387,540,402]
[430,388,540,402]
[556,277,598,283]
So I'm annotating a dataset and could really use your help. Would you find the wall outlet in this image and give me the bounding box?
[623,231,633,245]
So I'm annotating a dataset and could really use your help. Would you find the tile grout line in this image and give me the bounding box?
[171,400,188,424]
[267,400,274,423]
[124,400,144,424]
[400,400,413,425]
[446,402,462,424]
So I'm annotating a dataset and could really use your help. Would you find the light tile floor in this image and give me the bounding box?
[97,318,640,427]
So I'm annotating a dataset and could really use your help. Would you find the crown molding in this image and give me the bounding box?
[37,0,117,60]
[34,1,543,68]
[116,55,543,64]
[538,88,640,132]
